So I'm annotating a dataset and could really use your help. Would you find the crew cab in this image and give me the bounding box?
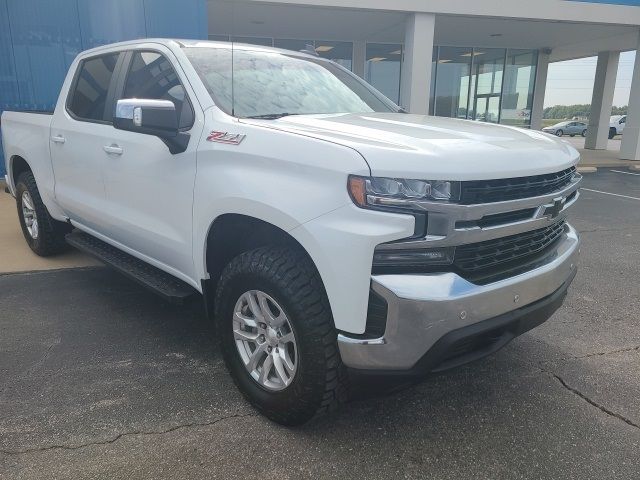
[2,39,581,425]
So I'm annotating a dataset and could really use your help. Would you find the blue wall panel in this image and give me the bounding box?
[78,0,146,49]
[0,0,207,176]
[0,0,19,111]
[144,0,207,39]
[7,0,82,111]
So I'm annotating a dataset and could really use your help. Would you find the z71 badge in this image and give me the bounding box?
[206,131,246,145]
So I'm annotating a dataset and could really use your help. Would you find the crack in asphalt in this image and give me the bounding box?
[578,345,640,359]
[539,345,640,364]
[551,373,640,431]
[0,412,255,456]
[577,227,639,234]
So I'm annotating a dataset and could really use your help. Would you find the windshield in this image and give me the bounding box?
[183,46,396,118]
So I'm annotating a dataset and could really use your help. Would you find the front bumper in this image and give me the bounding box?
[338,223,580,373]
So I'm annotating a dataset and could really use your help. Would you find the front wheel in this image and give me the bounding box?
[609,127,617,139]
[15,171,70,256]
[555,129,563,137]
[214,246,348,425]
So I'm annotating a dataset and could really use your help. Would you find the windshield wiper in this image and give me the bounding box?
[245,113,299,120]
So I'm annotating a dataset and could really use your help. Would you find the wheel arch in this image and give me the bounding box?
[201,213,330,320]
[10,155,32,188]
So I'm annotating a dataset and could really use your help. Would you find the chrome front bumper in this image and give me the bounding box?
[338,223,580,371]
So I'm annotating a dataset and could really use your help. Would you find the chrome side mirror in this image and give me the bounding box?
[113,99,189,154]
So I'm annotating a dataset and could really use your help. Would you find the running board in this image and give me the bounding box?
[65,231,197,304]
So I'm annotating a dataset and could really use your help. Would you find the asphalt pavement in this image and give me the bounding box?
[1,169,639,479]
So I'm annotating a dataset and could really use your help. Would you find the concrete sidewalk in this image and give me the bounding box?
[567,137,639,168]
[0,182,98,273]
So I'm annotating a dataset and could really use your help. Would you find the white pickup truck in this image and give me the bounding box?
[609,114,626,139]
[2,39,581,425]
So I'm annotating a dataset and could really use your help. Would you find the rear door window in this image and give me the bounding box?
[68,53,120,122]
[122,51,194,129]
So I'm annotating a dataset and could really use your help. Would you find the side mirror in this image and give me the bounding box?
[113,99,189,154]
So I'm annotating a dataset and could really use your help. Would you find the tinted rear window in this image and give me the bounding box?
[68,53,120,122]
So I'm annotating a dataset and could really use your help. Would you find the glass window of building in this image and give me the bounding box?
[314,41,353,71]
[433,47,472,119]
[468,48,505,123]
[500,49,538,127]
[231,36,273,47]
[429,46,437,115]
[274,39,315,54]
[365,43,402,104]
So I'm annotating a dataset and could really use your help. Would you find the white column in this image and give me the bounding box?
[620,33,640,160]
[585,51,619,150]
[352,41,366,79]
[400,12,435,114]
[530,50,550,131]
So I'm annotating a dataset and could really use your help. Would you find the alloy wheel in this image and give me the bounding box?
[232,290,298,391]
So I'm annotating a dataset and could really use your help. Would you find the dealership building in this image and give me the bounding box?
[2,0,640,175]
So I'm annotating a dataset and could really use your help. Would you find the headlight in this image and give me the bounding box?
[348,175,459,210]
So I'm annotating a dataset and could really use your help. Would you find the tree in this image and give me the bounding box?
[543,104,628,119]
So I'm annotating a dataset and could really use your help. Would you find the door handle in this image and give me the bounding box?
[103,144,123,155]
[51,135,66,144]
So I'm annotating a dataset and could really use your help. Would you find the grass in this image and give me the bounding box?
[542,119,567,128]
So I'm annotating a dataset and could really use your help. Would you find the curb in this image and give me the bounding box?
[577,166,597,174]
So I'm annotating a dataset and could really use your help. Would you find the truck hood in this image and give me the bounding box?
[243,113,580,180]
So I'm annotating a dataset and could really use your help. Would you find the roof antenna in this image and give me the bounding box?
[231,1,235,117]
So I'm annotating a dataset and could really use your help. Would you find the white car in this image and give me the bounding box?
[1,39,581,425]
[610,115,626,139]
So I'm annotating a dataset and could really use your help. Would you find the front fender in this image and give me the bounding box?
[192,119,371,283]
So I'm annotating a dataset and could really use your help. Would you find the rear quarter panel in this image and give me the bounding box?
[1,111,66,220]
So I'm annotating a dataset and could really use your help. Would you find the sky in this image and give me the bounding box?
[544,50,635,107]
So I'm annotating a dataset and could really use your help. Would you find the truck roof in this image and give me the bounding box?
[76,38,320,61]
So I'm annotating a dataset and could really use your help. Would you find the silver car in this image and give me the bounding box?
[542,121,588,137]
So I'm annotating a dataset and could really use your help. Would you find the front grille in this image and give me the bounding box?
[460,167,576,204]
[454,221,566,284]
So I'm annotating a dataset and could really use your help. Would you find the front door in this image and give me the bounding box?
[100,47,202,282]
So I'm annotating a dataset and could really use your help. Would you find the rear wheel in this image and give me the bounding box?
[15,171,70,256]
[581,129,587,137]
[609,127,617,139]
[214,246,348,425]
[555,129,563,137]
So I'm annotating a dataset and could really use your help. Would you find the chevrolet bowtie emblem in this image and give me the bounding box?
[206,131,246,145]
[545,197,566,219]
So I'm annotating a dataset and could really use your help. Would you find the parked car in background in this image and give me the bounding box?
[609,115,626,139]
[2,39,582,425]
[542,121,588,137]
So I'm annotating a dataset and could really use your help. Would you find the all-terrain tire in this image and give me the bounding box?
[214,246,349,425]
[15,171,71,256]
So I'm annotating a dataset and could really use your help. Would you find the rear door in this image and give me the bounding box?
[50,51,123,230]
[100,47,203,281]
